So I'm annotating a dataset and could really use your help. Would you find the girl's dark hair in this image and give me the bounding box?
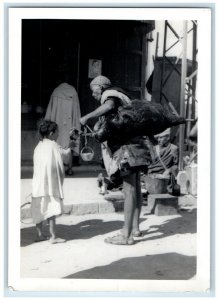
[37,119,58,139]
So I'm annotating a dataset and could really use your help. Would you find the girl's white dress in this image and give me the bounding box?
[31,139,66,224]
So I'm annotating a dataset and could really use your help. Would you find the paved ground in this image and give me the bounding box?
[20,207,197,280]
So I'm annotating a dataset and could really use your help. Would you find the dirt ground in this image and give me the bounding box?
[20,207,197,280]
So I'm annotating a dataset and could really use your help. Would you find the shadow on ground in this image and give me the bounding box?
[21,209,196,247]
[21,218,124,247]
[64,252,196,280]
[139,209,197,242]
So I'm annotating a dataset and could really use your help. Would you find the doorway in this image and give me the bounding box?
[21,19,154,165]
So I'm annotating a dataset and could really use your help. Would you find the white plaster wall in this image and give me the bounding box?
[145,20,197,101]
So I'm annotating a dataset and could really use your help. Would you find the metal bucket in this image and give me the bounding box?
[144,174,169,194]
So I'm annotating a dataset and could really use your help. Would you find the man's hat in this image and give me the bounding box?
[155,128,171,138]
[90,75,111,88]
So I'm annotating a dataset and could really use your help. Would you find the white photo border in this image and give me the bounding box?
[4,3,215,297]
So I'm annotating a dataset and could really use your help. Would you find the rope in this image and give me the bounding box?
[85,124,93,134]
[84,126,88,147]
[21,193,32,208]
[83,124,94,146]
[20,193,32,224]
[156,147,168,171]
[80,125,95,161]
[82,124,107,150]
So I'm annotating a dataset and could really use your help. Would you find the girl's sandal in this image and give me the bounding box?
[104,234,134,245]
[50,238,66,244]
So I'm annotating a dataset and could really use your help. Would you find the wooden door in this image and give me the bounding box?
[124,34,147,99]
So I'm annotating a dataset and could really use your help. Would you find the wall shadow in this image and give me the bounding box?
[64,252,196,280]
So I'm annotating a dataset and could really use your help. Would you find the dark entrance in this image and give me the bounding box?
[21,19,154,166]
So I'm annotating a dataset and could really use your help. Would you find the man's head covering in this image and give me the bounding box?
[90,75,111,88]
[155,128,171,138]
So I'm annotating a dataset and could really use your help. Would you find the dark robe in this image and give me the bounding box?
[148,143,179,174]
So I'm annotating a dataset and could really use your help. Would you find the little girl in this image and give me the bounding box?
[31,120,70,244]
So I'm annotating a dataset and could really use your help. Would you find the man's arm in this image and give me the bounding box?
[80,99,115,125]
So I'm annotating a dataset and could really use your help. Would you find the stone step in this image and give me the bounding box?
[21,178,197,220]
[20,178,124,220]
[21,200,124,220]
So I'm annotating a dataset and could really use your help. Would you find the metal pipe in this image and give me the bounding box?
[165,56,181,76]
[155,32,159,59]
[159,21,167,103]
[162,54,182,87]
[186,69,197,81]
[191,21,197,121]
[166,39,181,52]
[167,21,180,39]
[185,80,193,142]
[185,91,197,102]
[179,21,188,171]
[162,92,180,116]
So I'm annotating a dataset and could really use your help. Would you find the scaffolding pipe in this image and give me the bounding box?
[167,21,180,39]
[163,54,182,86]
[186,81,193,139]
[166,27,193,52]
[155,32,159,59]
[159,21,167,102]
[186,69,197,81]
[179,21,188,171]
[191,21,197,121]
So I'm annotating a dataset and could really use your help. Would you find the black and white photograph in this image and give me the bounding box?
[6,5,213,295]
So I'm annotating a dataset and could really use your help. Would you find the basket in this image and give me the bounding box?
[80,146,94,161]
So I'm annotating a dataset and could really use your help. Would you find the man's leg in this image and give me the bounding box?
[132,171,143,236]
[122,172,136,239]
[104,172,135,245]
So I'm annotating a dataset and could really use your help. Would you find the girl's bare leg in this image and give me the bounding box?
[48,216,56,240]
[36,221,43,237]
[48,216,66,244]
[35,221,48,242]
